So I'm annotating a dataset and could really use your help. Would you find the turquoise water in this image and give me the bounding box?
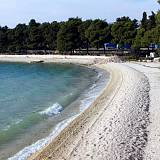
[0,62,98,159]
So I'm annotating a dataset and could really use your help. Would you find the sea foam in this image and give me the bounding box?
[80,70,108,111]
[8,116,76,160]
[39,103,63,117]
[8,69,108,160]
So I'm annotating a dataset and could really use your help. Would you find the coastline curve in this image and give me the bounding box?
[28,63,123,160]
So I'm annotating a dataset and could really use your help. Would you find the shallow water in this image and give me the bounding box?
[0,62,100,159]
[0,63,109,160]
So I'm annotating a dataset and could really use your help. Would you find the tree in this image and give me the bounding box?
[14,24,28,51]
[111,17,137,46]
[0,10,160,54]
[40,21,60,50]
[133,28,146,48]
[143,26,160,44]
[0,26,8,52]
[141,12,148,30]
[57,18,82,52]
[85,19,110,49]
[27,19,44,49]
[148,11,156,30]
[7,29,16,52]
[155,11,160,25]
[78,20,93,49]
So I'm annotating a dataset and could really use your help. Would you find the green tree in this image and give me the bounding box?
[7,29,16,52]
[111,17,137,46]
[85,19,110,49]
[155,11,160,25]
[132,28,146,48]
[141,12,148,30]
[78,20,92,49]
[27,19,44,49]
[14,24,28,51]
[143,26,160,44]
[0,26,8,52]
[57,18,82,52]
[148,11,156,29]
[40,21,60,50]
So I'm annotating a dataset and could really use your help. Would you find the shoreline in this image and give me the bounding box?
[28,63,121,160]
[1,55,159,159]
[0,55,120,65]
[29,63,152,160]
[9,65,109,160]
[2,56,110,160]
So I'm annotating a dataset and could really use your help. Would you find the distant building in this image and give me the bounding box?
[149,43,160,49]
[104,43,117,50]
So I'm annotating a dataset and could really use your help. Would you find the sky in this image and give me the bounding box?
[0,0,159,28]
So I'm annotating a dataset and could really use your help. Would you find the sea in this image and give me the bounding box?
[0,62,108,160]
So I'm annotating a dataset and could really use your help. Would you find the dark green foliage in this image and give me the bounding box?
[133,28,146,48]
[111,17,137,46]
[40,22,60,50]
[28,19,44,50]
[155,11,160,25]
[57,18,82,52]
[78,20,92,48]
[133,11,160,49]
[14,24,28,51]
[0,10,160,53]
[85,19,110,49]
[148,12,156,30]
[0,26,8,52]
[141,12,148,30]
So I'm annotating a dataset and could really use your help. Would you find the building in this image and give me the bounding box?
[104,43,117,50]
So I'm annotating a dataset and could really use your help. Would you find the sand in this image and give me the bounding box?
[0,55,120,64]
[0,55,159,160]
[29,62,151,160]
[126,62,160,160]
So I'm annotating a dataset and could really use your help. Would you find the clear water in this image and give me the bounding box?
[0,62,97,159]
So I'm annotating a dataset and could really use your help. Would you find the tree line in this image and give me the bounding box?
[0,11,160,53]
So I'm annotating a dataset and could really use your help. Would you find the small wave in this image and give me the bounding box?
[39,103,63,117]
[8,116,76,160]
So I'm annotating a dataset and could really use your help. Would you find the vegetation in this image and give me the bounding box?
[0,11,160,53]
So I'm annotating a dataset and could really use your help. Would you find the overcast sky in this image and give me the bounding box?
[0,0,159,28]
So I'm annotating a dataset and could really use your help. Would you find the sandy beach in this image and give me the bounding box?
[126,62,160,160]
[0,55,160,159]
[0,55,120,65]
[28,62,150,160]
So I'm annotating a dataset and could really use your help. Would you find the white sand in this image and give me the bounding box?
[29,63,153,160]
[0,55,120,64]
[126,62,160,160]
[61,64,150,160]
